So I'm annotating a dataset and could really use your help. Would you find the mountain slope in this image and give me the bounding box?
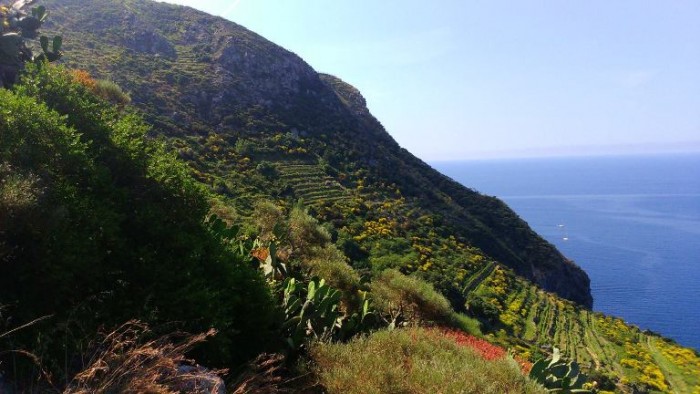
[9,1,699,391]
[43,0,592,307]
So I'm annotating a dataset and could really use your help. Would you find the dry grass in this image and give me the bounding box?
[0,311,57,392]
[66,320,225,394]
[231,353,289,394]
[230,352,331,394]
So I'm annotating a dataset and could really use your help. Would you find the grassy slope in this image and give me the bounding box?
[310,328,546,394]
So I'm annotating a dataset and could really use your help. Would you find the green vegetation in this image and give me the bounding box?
[310,328,546,394]
[277,163,350,207]
[281,277,343,349]
[40,0,594,308]
[456,262,700,393]
[0,0,698,392]
[371,269,453,328]
[0,65,275,383]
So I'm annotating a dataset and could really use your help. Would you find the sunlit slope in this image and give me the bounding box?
[38,0,700,391]
[465,264,700,392]
[43,0,592,306]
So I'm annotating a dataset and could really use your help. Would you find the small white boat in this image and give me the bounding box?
[558,224,569,241]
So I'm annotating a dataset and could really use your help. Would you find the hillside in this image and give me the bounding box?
[42,0,592,308]
[1,0,694,392]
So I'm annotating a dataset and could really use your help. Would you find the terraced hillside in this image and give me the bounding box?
[277,163,350,206]
[331,185,700,392]
[463,264,700,392]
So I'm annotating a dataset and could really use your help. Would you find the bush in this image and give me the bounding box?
[0,163,43,220]
[467,293,501,325]
[310,328,546,394]
[450,313,483,336]
[303,245,360,295]
[234,138,255,155]
[371,269,453,327]
[256,161,278,178]
[91,79,131,106]
[69,69,97,90]
[252,200,285,242]
[68,70,131,107]
[288,204,331,260]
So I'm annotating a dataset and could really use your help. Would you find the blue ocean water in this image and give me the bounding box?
[432,154,700,351]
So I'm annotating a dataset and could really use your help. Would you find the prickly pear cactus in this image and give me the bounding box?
[281,277,342,350]
[529,347,592,393]
[1,0,61,87]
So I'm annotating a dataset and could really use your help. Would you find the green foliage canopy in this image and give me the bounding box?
[0,65,275,381]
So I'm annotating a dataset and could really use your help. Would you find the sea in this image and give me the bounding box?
[431,153,700,351]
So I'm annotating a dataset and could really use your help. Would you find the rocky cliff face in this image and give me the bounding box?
[42,0,592,307]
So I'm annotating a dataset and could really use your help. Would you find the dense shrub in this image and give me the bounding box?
[0,66,275,383]
[256,161,278,178]
[252,202,359,294]
[304,245,360,295]
[68,69,131,106]
[310,328,546,394]
[287,204,332,260]
[0,163,43,221]
[252,200,285,242]
[371,269,453,326]
[91,79,131,106]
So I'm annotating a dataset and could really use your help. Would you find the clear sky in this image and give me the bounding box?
[159,0,700,160]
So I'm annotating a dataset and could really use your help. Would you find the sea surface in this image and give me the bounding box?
[432,154,700,351]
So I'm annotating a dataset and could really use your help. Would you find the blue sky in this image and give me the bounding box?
[161,0,700,160]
